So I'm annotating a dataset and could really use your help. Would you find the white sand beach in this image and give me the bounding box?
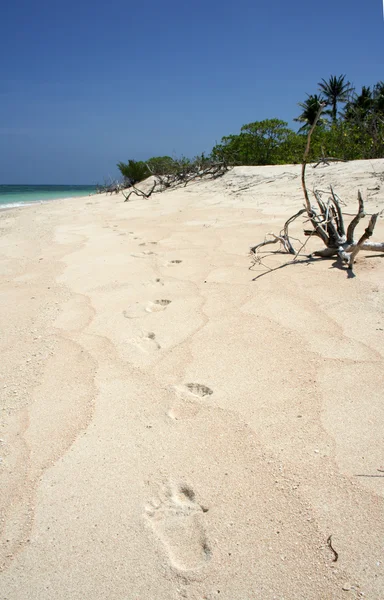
[1,160,384,599]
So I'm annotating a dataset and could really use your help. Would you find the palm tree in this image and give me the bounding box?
[318,75,354,123]
[344,86,373,122]
[373,81,384,116]
[294,94,326,132]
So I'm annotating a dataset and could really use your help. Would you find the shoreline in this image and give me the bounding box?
[0,195,95,212]
[0,187,99,212]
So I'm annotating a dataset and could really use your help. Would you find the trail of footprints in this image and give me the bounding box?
[122,240,182,352]
[126,241,212,571]
[145,482,211,571]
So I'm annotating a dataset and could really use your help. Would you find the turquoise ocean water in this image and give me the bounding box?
[0,185,97,210]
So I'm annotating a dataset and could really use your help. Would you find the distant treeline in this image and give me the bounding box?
[117,75,384,185]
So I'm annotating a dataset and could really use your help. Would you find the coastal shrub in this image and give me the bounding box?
[117,160,150,185]
[146,156,177,175]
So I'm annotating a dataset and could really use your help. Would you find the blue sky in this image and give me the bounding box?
[0,0,383,183]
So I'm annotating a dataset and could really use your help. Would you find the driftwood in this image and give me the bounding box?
[251,105,383,272]
[123,158,230,202]
[313,157,347,168]
[152,158,230,189]
[96,180,125,194]
[313,146,347,168]
[122,179,158,202]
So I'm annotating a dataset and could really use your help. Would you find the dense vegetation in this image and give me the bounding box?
[117,75,384,185]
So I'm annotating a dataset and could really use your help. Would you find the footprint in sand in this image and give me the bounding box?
[168,384,213,420]
[123,299,171,318]
[132,332,161,352]
[145,482,210,571]
[123,307,140,319]
[165,259,183,266]
[131,251,157,258]
[141,278,164,288]
[167,401,201,421]
[146,299,172,313]
[185,383,213,398]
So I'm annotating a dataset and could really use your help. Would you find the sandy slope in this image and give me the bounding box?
[0,160,384,599]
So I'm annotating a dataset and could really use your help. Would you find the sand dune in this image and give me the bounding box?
[1,161,384,599]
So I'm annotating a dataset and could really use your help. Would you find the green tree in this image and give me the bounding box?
[344,86,373,122]
[211,132,245,164]
[318,75,354,123]
[212,120,305,165]
[278,131,307,163]
[294,94,326,132]
[239,119,292,164]
[373,81,384,116]
[146,156,176,176]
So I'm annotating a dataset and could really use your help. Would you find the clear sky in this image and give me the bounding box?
[0,0,383,184]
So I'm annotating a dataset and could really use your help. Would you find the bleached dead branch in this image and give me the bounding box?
[251,105,383,273]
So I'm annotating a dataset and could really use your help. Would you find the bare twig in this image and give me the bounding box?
[313,156,347,168]
[124,159,230,202]
[250,209,306,256]
[327,535,338,562]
